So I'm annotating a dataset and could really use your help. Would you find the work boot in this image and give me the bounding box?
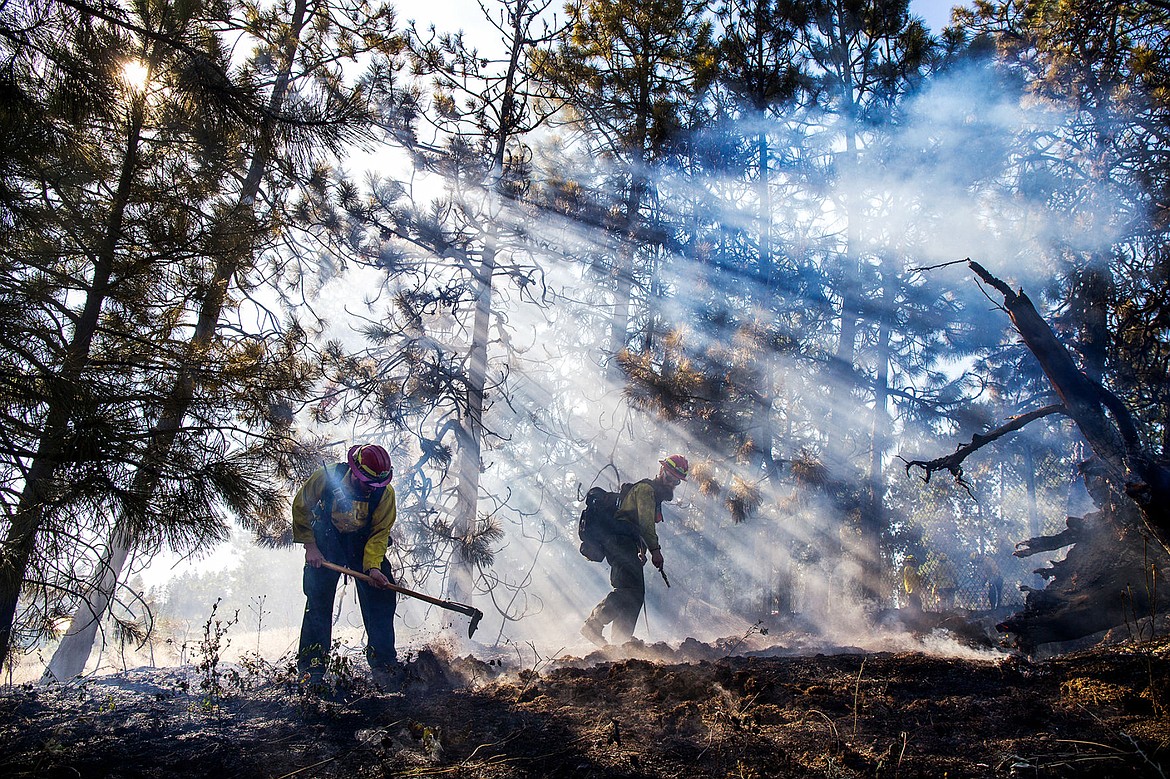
[372,663,406,693]
[580,617,606,647]
[297,671,327,696]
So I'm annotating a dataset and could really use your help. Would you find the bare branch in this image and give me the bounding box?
[900,404,1067,485]
[968,260,1136,477]
[907,257,971,274]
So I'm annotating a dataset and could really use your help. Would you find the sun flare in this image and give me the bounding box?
[121,59,150,91]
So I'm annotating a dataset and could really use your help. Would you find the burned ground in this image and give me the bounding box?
[1,630,1167,779]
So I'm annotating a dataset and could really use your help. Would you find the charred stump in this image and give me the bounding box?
[998,460,1170,650]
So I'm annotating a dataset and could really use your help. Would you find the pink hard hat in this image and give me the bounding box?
[347,444,393,487]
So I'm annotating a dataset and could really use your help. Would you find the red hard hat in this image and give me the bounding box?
[660,454,689,481]
[347,444,393,487]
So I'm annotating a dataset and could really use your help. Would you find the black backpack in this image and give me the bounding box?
[577,481,647,562]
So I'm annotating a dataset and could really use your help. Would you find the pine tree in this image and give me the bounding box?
[538,0,713,354]
[40,0,401,680]
[307,0,561,616]
[787,0,938,599]
[0,0,397,670]
[0,0,242,668]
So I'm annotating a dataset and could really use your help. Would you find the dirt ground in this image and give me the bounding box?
[1,618,1168,779]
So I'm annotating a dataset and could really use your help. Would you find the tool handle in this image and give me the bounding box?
[321,559,376,584]
[319,560,479,617]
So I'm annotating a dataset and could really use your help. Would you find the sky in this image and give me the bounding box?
[392,0,969,49]
[912,0,963,31]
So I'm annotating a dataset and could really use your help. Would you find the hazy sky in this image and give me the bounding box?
[912,0,962,31]
[393,0,967,47]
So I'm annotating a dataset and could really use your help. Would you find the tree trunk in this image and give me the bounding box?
[1023,442,1041,540]
[969,261,1170,553]
[823,1,862,459]
[862,290,892,603]
[757,121,772,285]
[42,0,309,680]
[609,176,646,356]
[0,95,146,669]
[1000,460,1170,648]
[40,532,131,681]
[449,232,494,607]
[910,262,1170,649]
[448,0,531,614]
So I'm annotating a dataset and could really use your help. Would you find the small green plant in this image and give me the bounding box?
[188,599,239,710]
[247,594,268,655]
[235,649,282,691]
[733,761,761,779]
[326,639,360,691]
[292,640,364,702]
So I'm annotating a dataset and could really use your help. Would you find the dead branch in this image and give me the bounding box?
[1015,516,1085,558]
[968,261,1133,476]
[901,404,1067,486]
[908,257,971,273]
[967,261,1170,555]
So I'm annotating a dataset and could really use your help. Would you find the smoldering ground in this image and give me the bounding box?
[3,631,1167,778]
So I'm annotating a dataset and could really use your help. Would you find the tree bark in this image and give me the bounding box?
[861,267,893,602]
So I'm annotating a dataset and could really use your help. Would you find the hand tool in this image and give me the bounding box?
[320,560,484,638]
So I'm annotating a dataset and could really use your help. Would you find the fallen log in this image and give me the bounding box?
[1015,516,1086,557]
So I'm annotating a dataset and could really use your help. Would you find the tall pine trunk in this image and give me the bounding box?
[823,2,861,463]
[608,176,647,355]
[757,120,773,286]
[0,94,146,669]
[449,233,495,607]
[447,0,530,614]
[863,284,891,603]
[42,0,309,680]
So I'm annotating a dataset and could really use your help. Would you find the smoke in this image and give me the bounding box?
[17,38,1107,686]
[432,55,1098,660]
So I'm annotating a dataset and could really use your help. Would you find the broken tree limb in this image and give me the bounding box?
[1015,516,1086,557]
[900,404,1067,486]
[904,261,1170,649]
[967,260,1170,556]
[968,261,1133,475]
[997,509,1170,649]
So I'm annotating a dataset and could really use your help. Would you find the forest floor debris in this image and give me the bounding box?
[1,628,1167,778]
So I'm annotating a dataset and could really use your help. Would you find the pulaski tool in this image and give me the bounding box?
[320,560,484,638]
